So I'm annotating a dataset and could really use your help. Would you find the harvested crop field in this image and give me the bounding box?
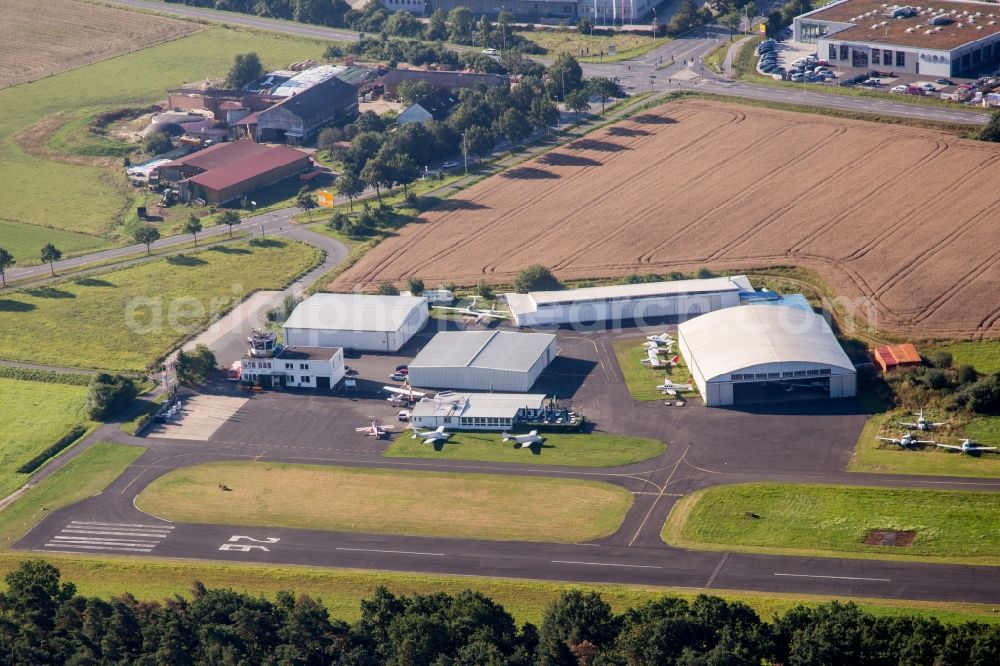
[334,99,1000,339]
[0,0,195,87]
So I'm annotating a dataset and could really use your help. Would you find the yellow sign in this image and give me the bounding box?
[759,22,767,34]
[317,190,335,208]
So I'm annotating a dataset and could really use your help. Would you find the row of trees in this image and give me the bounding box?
[2,560,999,665]
[0,244,62,284]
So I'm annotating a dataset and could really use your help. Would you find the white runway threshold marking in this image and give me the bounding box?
[43,521,174,554]
[774,573,891,582]
[552,560,663,570]
[336,547,445,557]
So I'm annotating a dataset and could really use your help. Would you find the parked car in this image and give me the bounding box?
[390,372,407,381]
[398,410,410,422]
[862,77,882,86]
[395,364,408,372]
[344,365,358,376]
[482,48,498,56]
[936,78,955,85]
[790,73,804,82]
[891,84,909,93]
[919,82,937,92]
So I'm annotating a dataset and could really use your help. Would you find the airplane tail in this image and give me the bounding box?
[501,432,511,441]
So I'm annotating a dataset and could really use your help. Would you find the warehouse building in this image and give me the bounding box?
[242,76,359,144]
[409,392,548,431]
[283,294,429,352]
[794,0,1000,76]
[238,346,345,390]
[408,331,557,392]
[678,305,857,407]
[504,276,750,328]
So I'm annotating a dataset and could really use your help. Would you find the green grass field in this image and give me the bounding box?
[612,337,695,401]
[0,219,108,268]
[136,462,633,542]
[0,378,90,499]
[0,28,327,238]
[0,238,319,371]
[927,341,1000,374]
[518,29,661,62]
[384,431,665,467]
[665,483,1000,565]
[848,414,1000,478]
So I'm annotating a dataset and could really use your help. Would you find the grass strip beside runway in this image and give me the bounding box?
[384,432,665,467]
[136,462,633,543]
[664,483,1000,565]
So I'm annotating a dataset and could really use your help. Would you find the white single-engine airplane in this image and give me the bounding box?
[646,332,675,346]
[936,439,997,454]
[876,432,934,448]
[657,379,692,396]
[411,425,451,445]
[434,297,509,324]
[356,419,395,438]
[383,384,427,405]
[502,430,545,448]
[898,408,946,432]
[641,349,664,368]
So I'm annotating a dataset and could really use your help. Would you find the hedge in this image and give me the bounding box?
[16,425,87,474]
[0,366,92,386]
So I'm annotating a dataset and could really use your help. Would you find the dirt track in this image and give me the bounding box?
[333,99,1000,340]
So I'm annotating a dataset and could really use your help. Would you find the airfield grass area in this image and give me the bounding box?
[0,377,91,499]
[517,29,660,62]
[664,483,1000,565]
[0,28,326,239]
[848,414,1000,478]
[0,238,319,372]
[928,341,1000,374]
[612,338,695,401]
[0,218,108,268]
[384,431,665,467]
[136,462,633,543]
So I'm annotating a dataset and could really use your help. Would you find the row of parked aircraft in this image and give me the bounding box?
[433,297,509,325]
[878,409,995,454]
[356,419,544,448]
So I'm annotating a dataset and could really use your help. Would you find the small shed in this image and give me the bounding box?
[873,344,922,373]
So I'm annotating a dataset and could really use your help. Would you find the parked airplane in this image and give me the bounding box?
[434,297,509,324]
[646,332,675,346]
[502,430,545,448]
[356,419,395,438]
[876,432,934,448]
[411,425,451,445]
[898,408,946,431]
[641,349,663,368]
[383,384,427,405]
[936,439,997,454]
[657,379,693,394]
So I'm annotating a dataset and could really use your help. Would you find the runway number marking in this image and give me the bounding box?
[219,535,280,552]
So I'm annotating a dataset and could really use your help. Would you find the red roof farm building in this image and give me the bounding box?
[873,343,922,372]
[157,141,311,205]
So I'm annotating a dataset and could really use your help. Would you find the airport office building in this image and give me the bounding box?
[795,0,1000,76]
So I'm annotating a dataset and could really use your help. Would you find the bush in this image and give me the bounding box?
[16,425,87,474]
[953,373,1000,414]
[175,345,217,385]
[406,276,425,296]
[957,364,979,384]
[0,366,91,386]
[86,373,139,421]
[266,294,302,323]
[696,267,715,279]
[925,350,953,369]
[376,281,400,296]
[513,264,563,293]
[475,279,494,300]
[143,131,172,156]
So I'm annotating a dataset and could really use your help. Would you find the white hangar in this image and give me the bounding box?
[678,305,857,407]
[503,276,750,328]
[408,330,557,392]
[283,293,428,352]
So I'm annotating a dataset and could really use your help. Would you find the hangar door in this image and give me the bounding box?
[732,378,830,404]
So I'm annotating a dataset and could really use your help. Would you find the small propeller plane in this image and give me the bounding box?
[935,439,997,454]
[433,297,510,324]
[410,425,451,445]
[502,430,545,448]
[356,419,395,439]
[657,379,693,396]
[383,383,427,405]
[876,432,934,448]
[646,332,675,346]
[898,408,946,432]
[641,348,663,368]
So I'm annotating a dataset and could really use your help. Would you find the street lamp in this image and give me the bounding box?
[462,131,469,176]
[651,8,657,39]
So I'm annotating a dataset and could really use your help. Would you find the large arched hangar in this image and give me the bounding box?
[677,305,857,407]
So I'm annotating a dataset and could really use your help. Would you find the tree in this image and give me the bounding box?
[981,109,1000,142]
[398,79,436,105]
[133,224,160,255]
[40,243,61,276]
[475,279,494,300]
[318,126,344,158]
[360,154,392,202]
[494,108,530,154]
[406,276,424,295]
[577,15,593,33]
[174,344,217,385]
[328,211,350,232]
[225,52,264,90]
[390,154,419,197]
[86,373,139,420]
[184,214,203,246]
[426,8,448,40]
[588,77,623,115]
[537,591,617,665]
[382,10,422,37]
[296,189,317,219]
[376,280,399,296]
[464,124,495,162]
[529,96,560,135]
[218,210,241,238]
[0,247,13,287]
[564,88,591,116]
[336,171,364,211]
[513,264,563,293]
[143,130,172,156]
[447,6,474,40]
[545,54,584,101]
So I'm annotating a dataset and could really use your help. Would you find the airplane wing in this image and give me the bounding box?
[383,386,427,397]
[972,446,998,451]
[916,440,935,444]
[930,422,947,427]
[663,389,677,396]
[897,421,918,428]
[355,427,371,433]
[935,443,962,450]
[875,437,897,442]
[380,425,396,430]
[422,437,440,445]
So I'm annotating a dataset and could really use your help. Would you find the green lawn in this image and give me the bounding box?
[665,483,1000,565]
[0,378,90,499]
[384,431,665,467]
[0,218,107,268]
[612,337,695,401]
[517,29,661,62]
[136,462,633,543]
[0,28,327,238]
[848,414,1000,478]
[0,238,319,371]
[927,341,1000,374]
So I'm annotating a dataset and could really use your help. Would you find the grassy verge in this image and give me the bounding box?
[120,392,169,436]
[925,341,1000,374]
[0,238,319,372]
[849,413,1000,478]
[611,338,695,401]
[516,29,662,62]
[136,462,633,543]
[0,378,92,498]
[704,39,731,74]
[0,219,108,268]
[384,431,664,467]
[664,482,1000,565]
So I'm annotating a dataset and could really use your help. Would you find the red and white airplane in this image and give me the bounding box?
[643,351,680,368]
[356,419,395,438]
[657,378,693,396]
[383,382,427,405]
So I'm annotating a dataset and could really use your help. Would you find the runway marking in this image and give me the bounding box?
[705,552,729,588]
[62,528,172,538]
[43,543,153,553]
[336,547,445,556]
[552,560,662,569]
[118,469,148,494]
[627,445,689,548]
[632,492,685,497]
[774,573,891,582]
[43,521,172,554]
[53,537,159,547]
[70,521,174,529]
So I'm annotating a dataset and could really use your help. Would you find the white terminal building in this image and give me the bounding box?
[795,0,1000,77]
[678,305,857,407]
[504,276,750,328]
[283,293,428,353]
[408,331,557,392]
[239,346,346,390]
[409,392,548,431]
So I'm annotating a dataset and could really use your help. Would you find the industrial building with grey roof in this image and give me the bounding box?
[407,331,557,392]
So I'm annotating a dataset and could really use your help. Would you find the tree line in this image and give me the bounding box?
[1,560,998,665]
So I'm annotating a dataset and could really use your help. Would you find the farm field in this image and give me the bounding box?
[0,218,108,268]
[0,0,194,87]
[334,99,1000,340]
[0,238,319,372]
[136,462,633,543]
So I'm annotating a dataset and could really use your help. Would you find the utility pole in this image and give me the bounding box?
[651,8,657,39]
[462,131,468,175]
